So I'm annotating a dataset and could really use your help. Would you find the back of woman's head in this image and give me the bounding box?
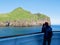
[44,22,49,26]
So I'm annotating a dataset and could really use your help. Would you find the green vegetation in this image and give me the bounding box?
[0,7,49,22]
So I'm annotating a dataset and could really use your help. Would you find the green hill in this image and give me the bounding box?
[0,7,50,26]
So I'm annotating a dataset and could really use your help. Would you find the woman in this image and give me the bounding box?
[42,22,53,45]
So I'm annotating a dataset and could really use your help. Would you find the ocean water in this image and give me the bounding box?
[0,25,60,37]
[51,25,60,31]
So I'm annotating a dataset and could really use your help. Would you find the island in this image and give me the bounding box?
[0,7,50,27]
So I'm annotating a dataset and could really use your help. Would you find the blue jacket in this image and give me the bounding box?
[42,25,53,39]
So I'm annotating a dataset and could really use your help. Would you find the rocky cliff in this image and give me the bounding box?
[0,7,50,27]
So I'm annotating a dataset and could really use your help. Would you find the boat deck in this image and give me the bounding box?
[0,31,60,45]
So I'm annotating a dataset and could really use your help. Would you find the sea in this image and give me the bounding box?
[0,25,60,37]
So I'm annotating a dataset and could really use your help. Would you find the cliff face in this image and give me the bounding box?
[0,7,50,27]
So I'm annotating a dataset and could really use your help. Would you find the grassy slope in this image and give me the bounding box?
[0,7,49,22]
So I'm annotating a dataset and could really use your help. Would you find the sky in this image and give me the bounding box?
[0,0,60,25]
